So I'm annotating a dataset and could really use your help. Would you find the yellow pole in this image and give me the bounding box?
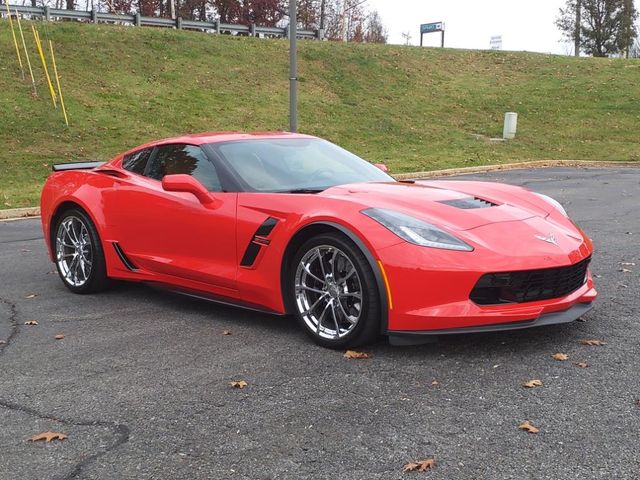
[14,8,37,95]
[5,2,25,79]
[49,40,68,127]
[32,25,57,107]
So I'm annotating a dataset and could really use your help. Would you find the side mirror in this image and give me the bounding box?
[162,174,213,204]
[374,163,389,173]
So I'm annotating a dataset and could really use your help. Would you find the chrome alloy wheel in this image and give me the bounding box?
[294,245,363,340]
[55,216,93,287]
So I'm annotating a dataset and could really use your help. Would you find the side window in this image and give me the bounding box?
[146,144,222,192]
[122,148,153,175]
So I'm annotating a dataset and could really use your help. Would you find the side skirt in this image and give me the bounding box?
[145,282,285,316]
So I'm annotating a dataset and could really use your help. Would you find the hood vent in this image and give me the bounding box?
[438,197,498,209]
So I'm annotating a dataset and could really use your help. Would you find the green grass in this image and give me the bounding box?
[1,21,639,208]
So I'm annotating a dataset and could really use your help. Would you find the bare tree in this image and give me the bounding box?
[401,30,411,45]
[364,9,386,43]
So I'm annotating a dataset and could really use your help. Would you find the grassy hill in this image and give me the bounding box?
[1,20,639,208]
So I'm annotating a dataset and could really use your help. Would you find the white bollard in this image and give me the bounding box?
[503,112,518,139]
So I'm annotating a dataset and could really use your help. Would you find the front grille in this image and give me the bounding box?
[470,257,591,305]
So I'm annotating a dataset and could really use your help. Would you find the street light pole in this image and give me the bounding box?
[289,0,297,132]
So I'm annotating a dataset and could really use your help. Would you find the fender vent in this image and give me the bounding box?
[240,217,279,267]
[439,197,498,209]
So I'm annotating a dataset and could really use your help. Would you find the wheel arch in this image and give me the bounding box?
[48,200,105,261]
[280,221,389,333]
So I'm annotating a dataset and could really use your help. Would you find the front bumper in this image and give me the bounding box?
[377,238,597,334]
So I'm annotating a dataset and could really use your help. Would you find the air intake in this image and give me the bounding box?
[438,197,498,209]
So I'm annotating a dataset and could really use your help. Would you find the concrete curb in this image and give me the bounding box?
[392,159,640,180]
[0,207,40,221]
[0,160,637,220]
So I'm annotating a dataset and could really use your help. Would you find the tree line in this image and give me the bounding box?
[42,0,387,43]
[556,0,638,57]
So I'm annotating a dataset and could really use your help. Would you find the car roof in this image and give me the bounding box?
[127,131,317,152]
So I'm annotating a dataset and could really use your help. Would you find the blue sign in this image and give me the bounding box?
[420,22,443,34]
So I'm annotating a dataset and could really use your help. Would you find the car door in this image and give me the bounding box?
[108,143,238,291]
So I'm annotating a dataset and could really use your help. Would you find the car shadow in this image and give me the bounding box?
[102,281,592,358]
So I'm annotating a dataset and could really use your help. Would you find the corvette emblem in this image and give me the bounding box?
[535,233,558,245]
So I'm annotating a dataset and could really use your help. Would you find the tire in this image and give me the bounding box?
[289,232,381,349]
[53,207,109,294]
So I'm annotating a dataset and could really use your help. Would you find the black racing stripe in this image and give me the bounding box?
[112,242,138,271]
[240,242,262,267]
[255,217,278,237]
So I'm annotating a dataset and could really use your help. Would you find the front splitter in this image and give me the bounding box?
[387,302,594,346]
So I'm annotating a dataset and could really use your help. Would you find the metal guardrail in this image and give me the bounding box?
[2,4,323,39]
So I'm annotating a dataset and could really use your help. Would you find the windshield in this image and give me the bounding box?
[209,138,393,192]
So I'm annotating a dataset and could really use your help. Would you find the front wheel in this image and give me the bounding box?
[54,208,109,294]
[290,233,381,349]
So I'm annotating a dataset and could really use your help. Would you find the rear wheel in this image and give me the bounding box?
[290,233,381,349]
[54,208,109,294]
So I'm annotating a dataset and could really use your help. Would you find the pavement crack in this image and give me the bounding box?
[0,297,19,357]
[0,236,43,244]
[0,398,130,480]
[0,298,130,479]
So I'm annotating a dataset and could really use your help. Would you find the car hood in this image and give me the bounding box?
[322,181,550,231]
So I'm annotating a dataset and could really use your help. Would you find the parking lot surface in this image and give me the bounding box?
[0,167,638,479]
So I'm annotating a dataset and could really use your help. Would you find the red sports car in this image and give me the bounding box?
[40,132,597,348]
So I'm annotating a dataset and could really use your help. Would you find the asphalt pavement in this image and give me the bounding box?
[0,167,638,479]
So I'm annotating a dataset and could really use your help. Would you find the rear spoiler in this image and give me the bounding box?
[52,161,105,172]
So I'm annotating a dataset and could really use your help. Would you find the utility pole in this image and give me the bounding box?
[341,0,348,42]
[574,0,581,57]
[624,0,632,58]
[401,31,412,46]
[320,0,326,31]
[289,0,297,132]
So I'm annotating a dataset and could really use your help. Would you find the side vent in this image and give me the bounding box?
[112,242,138,271]
[240,217,279,267]
[438,197,498,209]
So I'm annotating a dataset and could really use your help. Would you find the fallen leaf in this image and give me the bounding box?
[523,379,543,388]
[21,249,31,253]
[575,317,588,322]
[54,334,65,340]
[552,353,569,361]
[25,294,38,299]
[431,380,439,386]
[403,458,435,472]
[222,330,232,336]
[29,431,67,443]
[575,362,589,368]
[518,420,540,434]
[24,321,39,326]
[343,350,370,359]
[620,262,636,266]
[230,380,248,389]
[579,339,605,346]
[0,340,6,345]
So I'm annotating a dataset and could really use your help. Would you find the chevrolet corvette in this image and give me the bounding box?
[40,132,597,348]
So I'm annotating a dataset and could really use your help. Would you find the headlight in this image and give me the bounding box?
[362,208,474,252]
[533,192,568,217]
